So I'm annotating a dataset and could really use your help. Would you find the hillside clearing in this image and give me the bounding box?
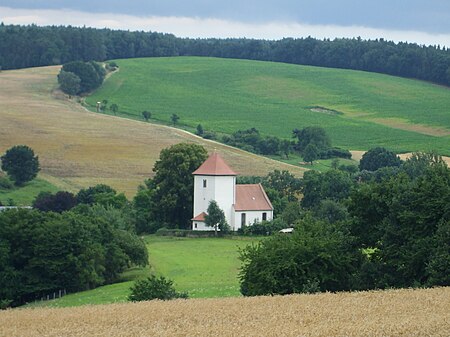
[0,66,305,197]
[26,236,259,308]
[2,287,449,337]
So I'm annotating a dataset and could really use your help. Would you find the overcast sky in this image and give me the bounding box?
[1,1,450,46]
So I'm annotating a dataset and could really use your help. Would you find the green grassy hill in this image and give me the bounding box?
[86,57,450,155]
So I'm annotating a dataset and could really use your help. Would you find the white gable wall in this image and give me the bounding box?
[233,210,273,231]
[193,175,236,228]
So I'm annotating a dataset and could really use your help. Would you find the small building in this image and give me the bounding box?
[192,152,273,231]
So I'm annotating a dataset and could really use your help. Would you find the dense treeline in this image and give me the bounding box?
[1,23,450,86]
[0,185,148,308]
[239,152,450,296]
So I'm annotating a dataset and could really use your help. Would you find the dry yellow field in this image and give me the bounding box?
[0,67,305,197]
[1,287,449,337]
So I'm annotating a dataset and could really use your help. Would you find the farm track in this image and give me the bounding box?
[0,66,306,197]
[1,287,449,337]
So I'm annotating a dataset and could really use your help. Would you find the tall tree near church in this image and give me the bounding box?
[149,143,208,228]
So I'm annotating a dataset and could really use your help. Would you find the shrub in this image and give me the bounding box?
[0,176,13,190]
[128,275,188,301]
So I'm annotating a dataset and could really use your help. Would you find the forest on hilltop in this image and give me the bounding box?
[1,23,450,86]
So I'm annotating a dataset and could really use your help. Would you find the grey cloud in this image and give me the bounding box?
[2,0,449,34]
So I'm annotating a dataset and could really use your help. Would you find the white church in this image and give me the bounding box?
[191,152,274,231]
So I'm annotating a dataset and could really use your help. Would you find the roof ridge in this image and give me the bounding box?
[192,152,237,176]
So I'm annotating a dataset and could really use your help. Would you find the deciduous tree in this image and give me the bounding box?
[57,70,81,96]
[359,147,402,171]
[1,145,40,185]
[150,143,208,228]
[205,200,229,235]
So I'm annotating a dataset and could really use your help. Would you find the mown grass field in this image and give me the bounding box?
[0,66,305,199]
[0,178,59,206]
[26,236,260,308]
[4,287,449,337]
[87,57,450,155]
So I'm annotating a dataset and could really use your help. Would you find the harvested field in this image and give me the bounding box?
[351,150,450,166]
[370,118,450,137]
[1,287,449,337]
[0,67,305,197]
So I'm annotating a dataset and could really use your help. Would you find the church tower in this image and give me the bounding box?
[192,152,237,230]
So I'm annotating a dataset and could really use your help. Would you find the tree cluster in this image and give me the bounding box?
[222,128,292,157]
[1,24,449,86]
[0,207,148,307]
[239,152,450,296]
[58,61,106,95]
[292,127,351,163]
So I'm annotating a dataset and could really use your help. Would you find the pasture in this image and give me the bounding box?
[0,178,58,206]
[26,236,260,308]
[3,287,449,337]
[86,57,450,155]
[0,66,305,198]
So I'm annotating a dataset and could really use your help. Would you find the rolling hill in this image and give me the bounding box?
[86,57,450,155]
[0,66,305,199]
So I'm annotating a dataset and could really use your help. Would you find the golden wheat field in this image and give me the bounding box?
[0,66,305,197]
[1,287,449,337]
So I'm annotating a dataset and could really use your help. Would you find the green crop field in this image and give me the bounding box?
[86,57,450,155]
[26,236,261,308]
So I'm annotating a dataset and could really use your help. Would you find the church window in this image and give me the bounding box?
[262,212,267,221]
[203,179,207,188]
[241,213,246,226]
[194,223,197,229]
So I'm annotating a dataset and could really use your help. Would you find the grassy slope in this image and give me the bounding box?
[26,236,260,308]
[0,178,59,206]
[0,66,305,198]
[87,57,450,155]
[6,287,450,337]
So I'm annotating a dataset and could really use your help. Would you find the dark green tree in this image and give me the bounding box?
[133,185,157,234]
[1,145,40,185]
[239,215,360,296]
[57,70,81,96]
[263,170,302,202]
[294,126,331,153]
[142,111,151,121]
[359,147,402,171]
[205,200,229,236]
[32,191,78,213]
[61,61,102,94]
[280,139,292,159]
[110,103,119,115]
[171,113,180,125]
[303,143,319,164]
[196,124,204,136]
[150,143,208,228]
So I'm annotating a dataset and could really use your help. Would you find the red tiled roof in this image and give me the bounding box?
[193,152,237,176]
[235,184,273,211]
[191,212,207,221]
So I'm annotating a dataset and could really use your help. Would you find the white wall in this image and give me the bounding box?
[233,210,273,231]
[193,175,236,228]
[192,221,212,231]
